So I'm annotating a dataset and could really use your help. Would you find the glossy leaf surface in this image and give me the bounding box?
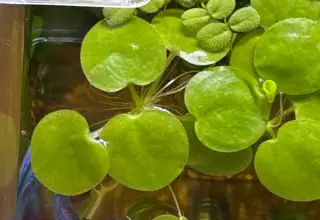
[181,117,253,176]
[184,66,268,152]
[152,9,230,66]
[31,110,110,196]
[100,109,189,191]
[255,119,320,201]
[289,90,320,121]
[251,0,320,28]
[254,18,320,95]
[230,28,263,76]
[81,18,166,92]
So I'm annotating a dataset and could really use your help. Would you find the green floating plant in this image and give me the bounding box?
[99,109,189,191]
[31,110,110,196]
[228,7,261,33]
[255,119,320,201]
[262,80,277,104]
[152,9,231,66]
[251,0,320,28]
[206,0,235,20]
[81,17,166,92]
[181,8,211,33]
[230,28,264,76]
[175,0,196,8]
[139,0,165,13]
[196,23,233,52]
[254,18,320,95]
[102,8,137,25]
[289,90,320,121]
[181,115,253,176]
[184,66,269,152]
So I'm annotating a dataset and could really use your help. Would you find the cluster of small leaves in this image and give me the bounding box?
[180,0,261,52]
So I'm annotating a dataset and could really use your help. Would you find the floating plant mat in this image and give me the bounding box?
[20,1,320,219]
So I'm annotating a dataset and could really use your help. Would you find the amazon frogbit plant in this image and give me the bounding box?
[24,0,320,219]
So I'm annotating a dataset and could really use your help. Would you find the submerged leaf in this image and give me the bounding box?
[31,110,110,196]
[181,8,211,33]
[140,0,165,13]
[206,0,235,19]
[15,147,44,220]
[152,9,231,66]
[53,194,80,220]
[184,66,268,152]
[181,116,253,176]
[251,0,320,28]
[196,23,233,52]
[102,8,137,25]
[81,17,166,92]
[255,119,320,201]
[228,7,261,32]
[230,28,264,76]
[254,18,320,95]
[100,109,189,191]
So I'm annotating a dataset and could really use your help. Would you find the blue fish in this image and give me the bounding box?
[52,194,80,220]
[15,147,44,220]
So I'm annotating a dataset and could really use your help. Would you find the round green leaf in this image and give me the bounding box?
[140,0,165,13]
[230,28,264,76]
[181,8,211,33]
[152,9,231,66]
[255,119,320,201]
[102,8,137,25]
[152,215,179,220]
[181,116,253,176]
[31,110,110,196]
[289,90,320,121]
[184,66,268,152]
[254,18,320,95]
[251,0,320,28]
[100,109,189,191]
[81,17,166,92]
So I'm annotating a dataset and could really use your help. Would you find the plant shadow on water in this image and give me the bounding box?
[17,3,320,220]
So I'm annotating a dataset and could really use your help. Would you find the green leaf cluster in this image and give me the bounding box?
[28,1,320,215]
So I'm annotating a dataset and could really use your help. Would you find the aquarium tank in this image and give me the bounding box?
[1,0,320,219]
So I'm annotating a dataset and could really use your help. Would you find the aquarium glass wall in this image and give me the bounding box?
[9,0,320,220]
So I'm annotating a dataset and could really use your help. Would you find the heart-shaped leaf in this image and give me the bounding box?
[206,0,235,20]
[255,119,320,201]
[100,109,189,191]
[152,9,231,66]
[262,80,277,104]
[251,0,320,28]
[289,90,320,121]
[230,28,264,76]
[254,18,320,95]
[181,8,211,33]
[184,66,268,152]
[31,110,110,196]
[196,23,233,52]
[81,17,166,92]
[181,116,253,176]
[228,7,261,33]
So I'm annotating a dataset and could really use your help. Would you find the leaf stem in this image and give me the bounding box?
[268,106,294,128]
[168,185,182,219]
[128,84,142,108]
